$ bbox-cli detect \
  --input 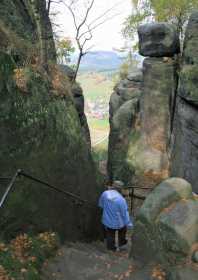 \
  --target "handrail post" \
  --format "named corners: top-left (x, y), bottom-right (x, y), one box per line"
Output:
top-left (130, 187), bottom-right (134, 215)
top-left (0, 169), bottom-right (20, 208)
